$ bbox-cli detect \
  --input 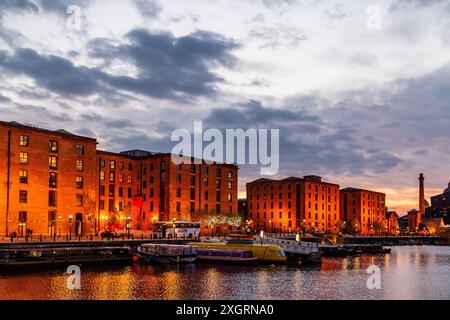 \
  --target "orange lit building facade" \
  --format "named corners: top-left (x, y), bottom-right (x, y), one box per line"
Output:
top-left (340, 187), bottom-right (386, 235)
top-left (0, 121), bottom-right (238, 236)
top-left (246, 176), bottom-right (340, 233)
top-left (0, 121), bottom-right (98, 237)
